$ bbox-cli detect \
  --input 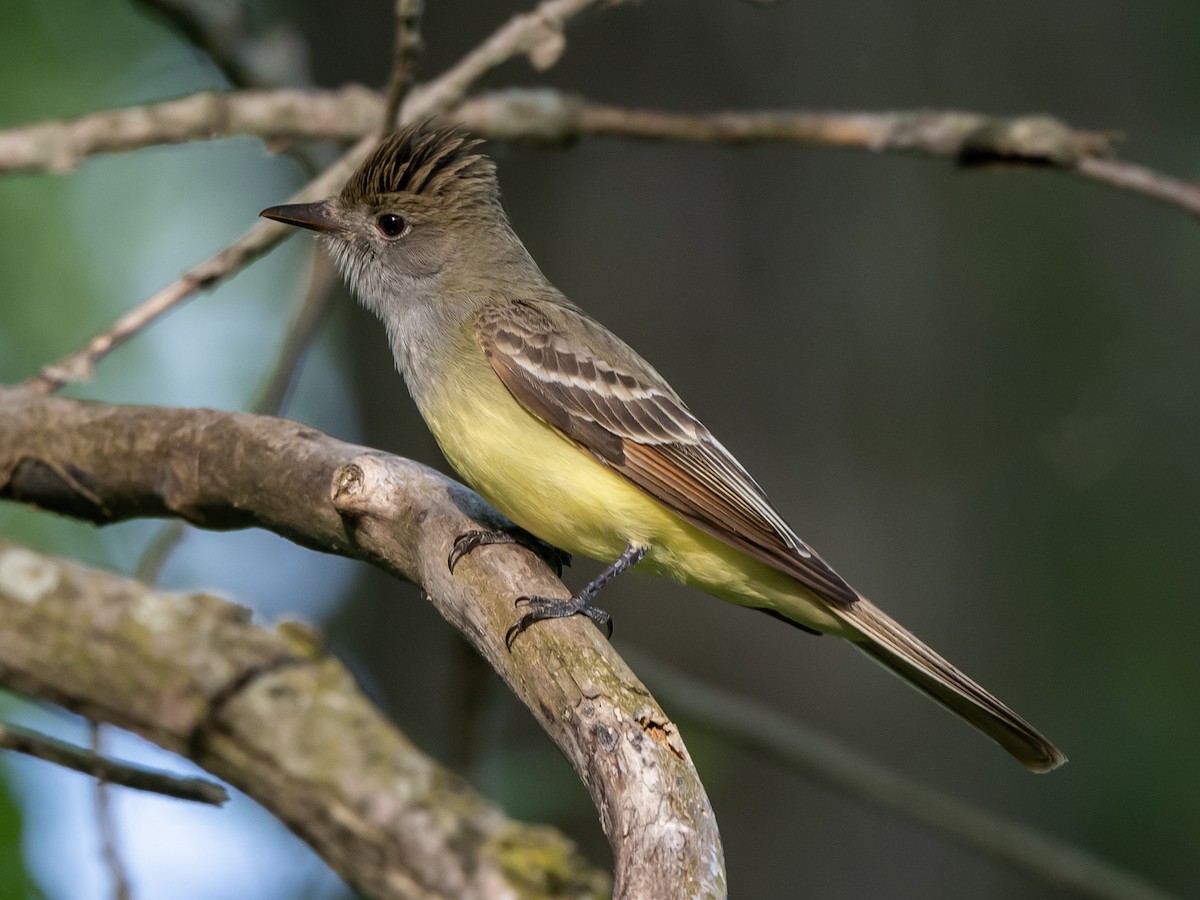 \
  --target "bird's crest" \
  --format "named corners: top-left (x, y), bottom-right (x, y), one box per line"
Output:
top-left (340, 123), bottom-right (497, 207)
